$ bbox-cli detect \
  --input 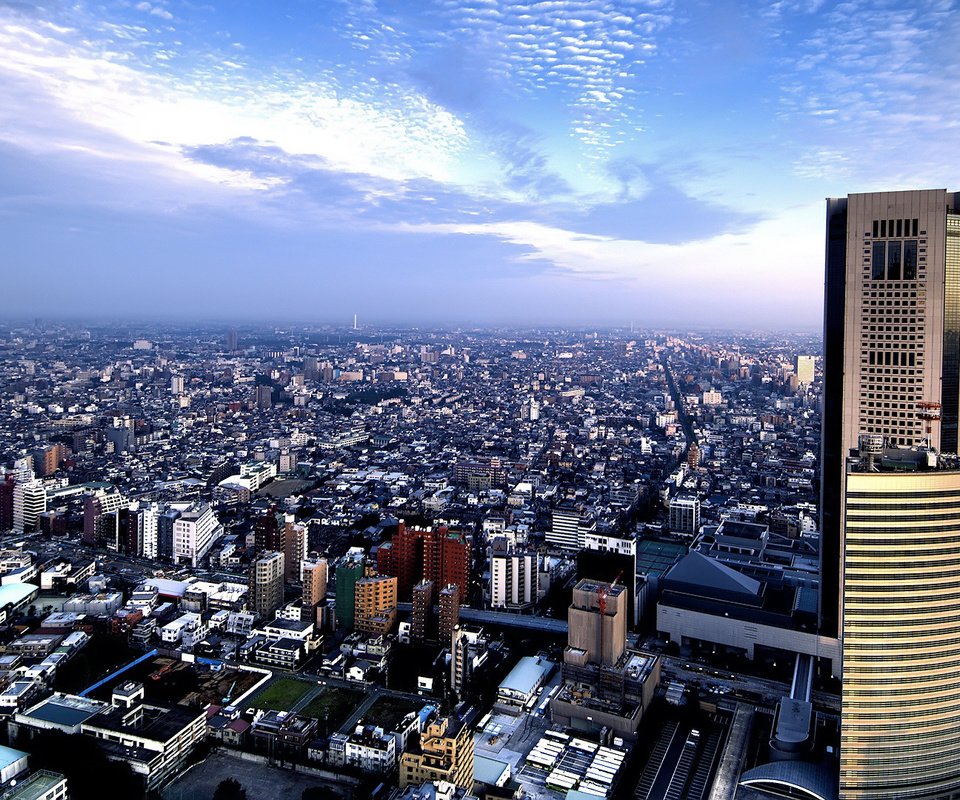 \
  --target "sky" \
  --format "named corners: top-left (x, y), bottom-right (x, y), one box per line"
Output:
top-left (1, 0), bottom-right (959, 328)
